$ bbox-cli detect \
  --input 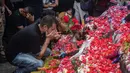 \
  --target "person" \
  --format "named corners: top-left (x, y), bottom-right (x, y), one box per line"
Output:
top-left (3, 6), bottom-right (34, 52)
top-left (43, 0), bottom-right (59, 11)
top-left (5, 15), bottom-right (61, 73)
top-left (0, 5), bottom-right (6, 62)
top-left (35, 9), bottom-right (56, 25)
top-left (73, 0), bottom-right (88, 24)
top-left (23, 0), bottom-right (43, 20)
top-left (57, 8), bottom-right (75, 33)
top-left (0, 0), bottom-right (12, 63)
